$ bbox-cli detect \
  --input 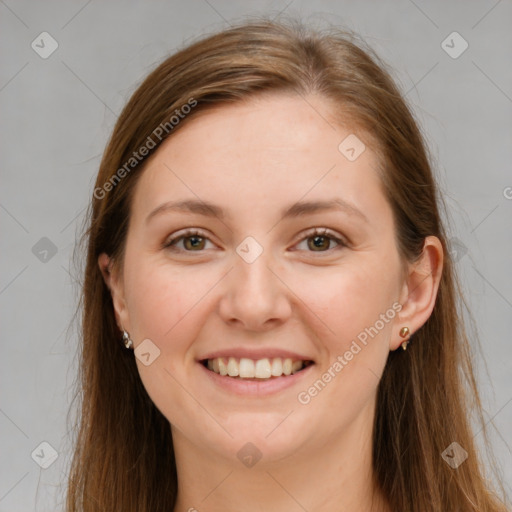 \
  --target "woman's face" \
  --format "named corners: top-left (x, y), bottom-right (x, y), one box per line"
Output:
top-left (104, 93), bottom-right (408, 464)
